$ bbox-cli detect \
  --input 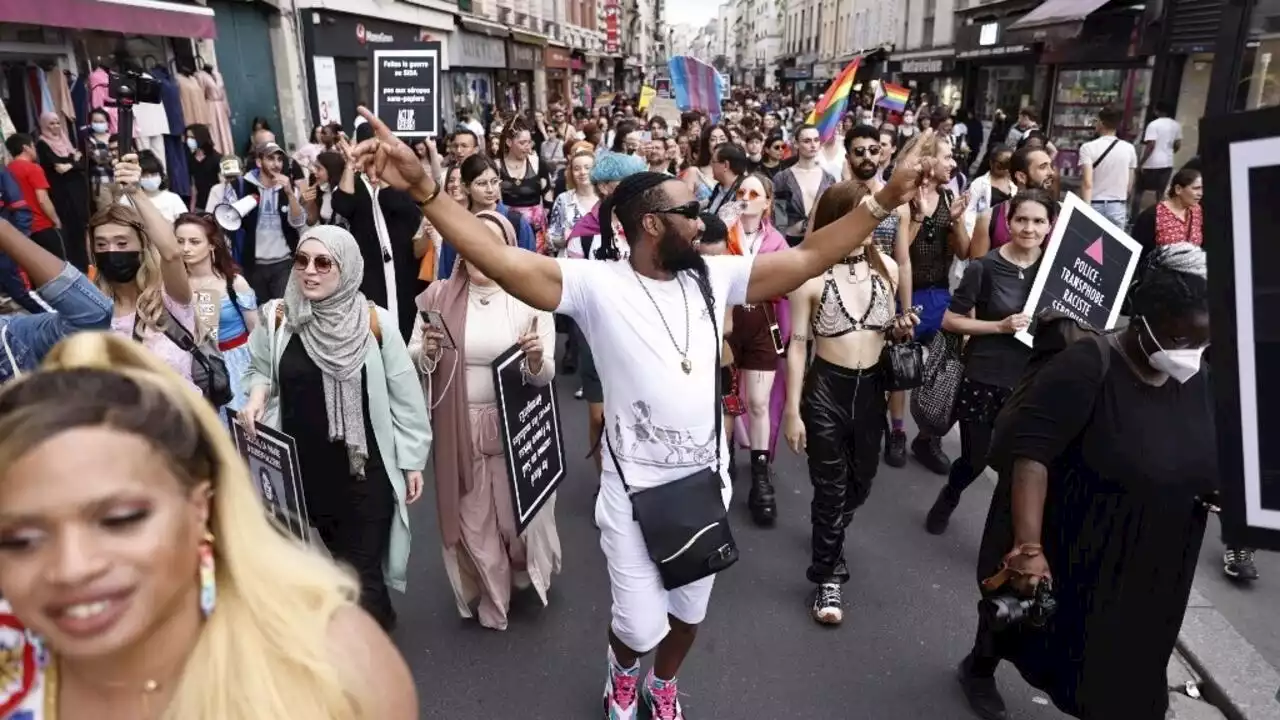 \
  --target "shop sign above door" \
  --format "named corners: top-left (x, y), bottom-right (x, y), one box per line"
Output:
top-left (507, 41), bottom-right (541, 70)
top-left (449, 30), bottom-right (506, 68)
top-left (357, 23), bottom-right (394, 44)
